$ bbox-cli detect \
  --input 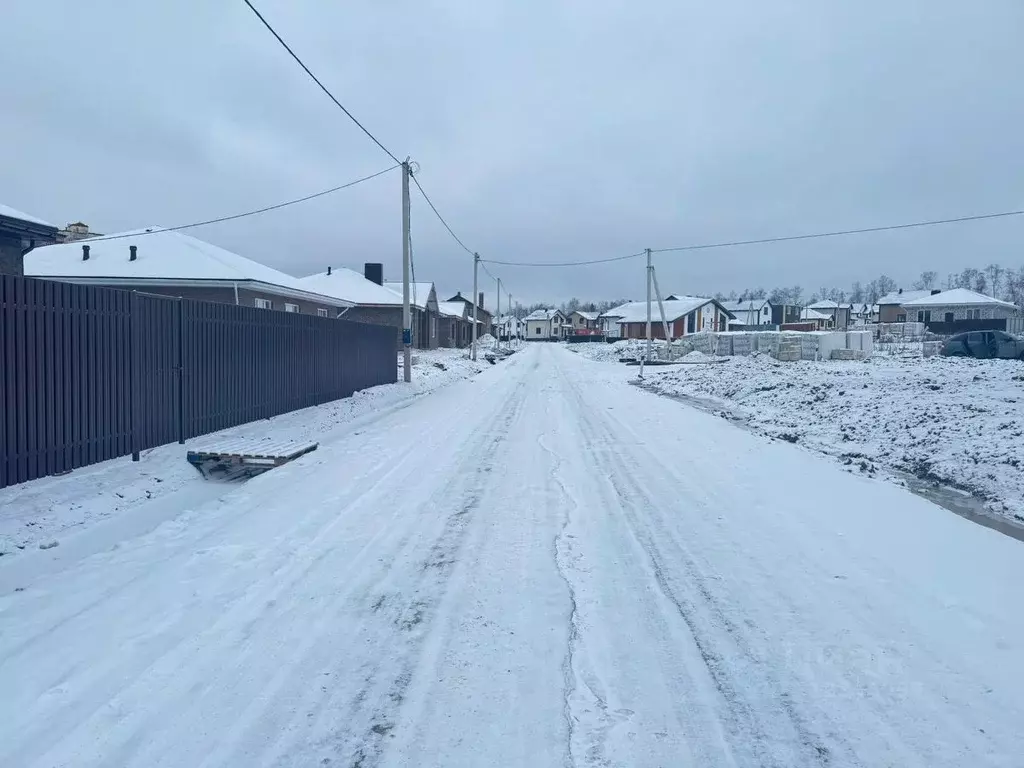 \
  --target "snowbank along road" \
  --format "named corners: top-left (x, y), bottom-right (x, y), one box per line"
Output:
top-left (2, 344), bottom-right (1023, 767)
